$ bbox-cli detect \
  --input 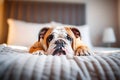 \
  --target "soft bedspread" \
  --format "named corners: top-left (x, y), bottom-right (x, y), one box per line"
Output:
top-left (0, 44), bottom-right (120, 80)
